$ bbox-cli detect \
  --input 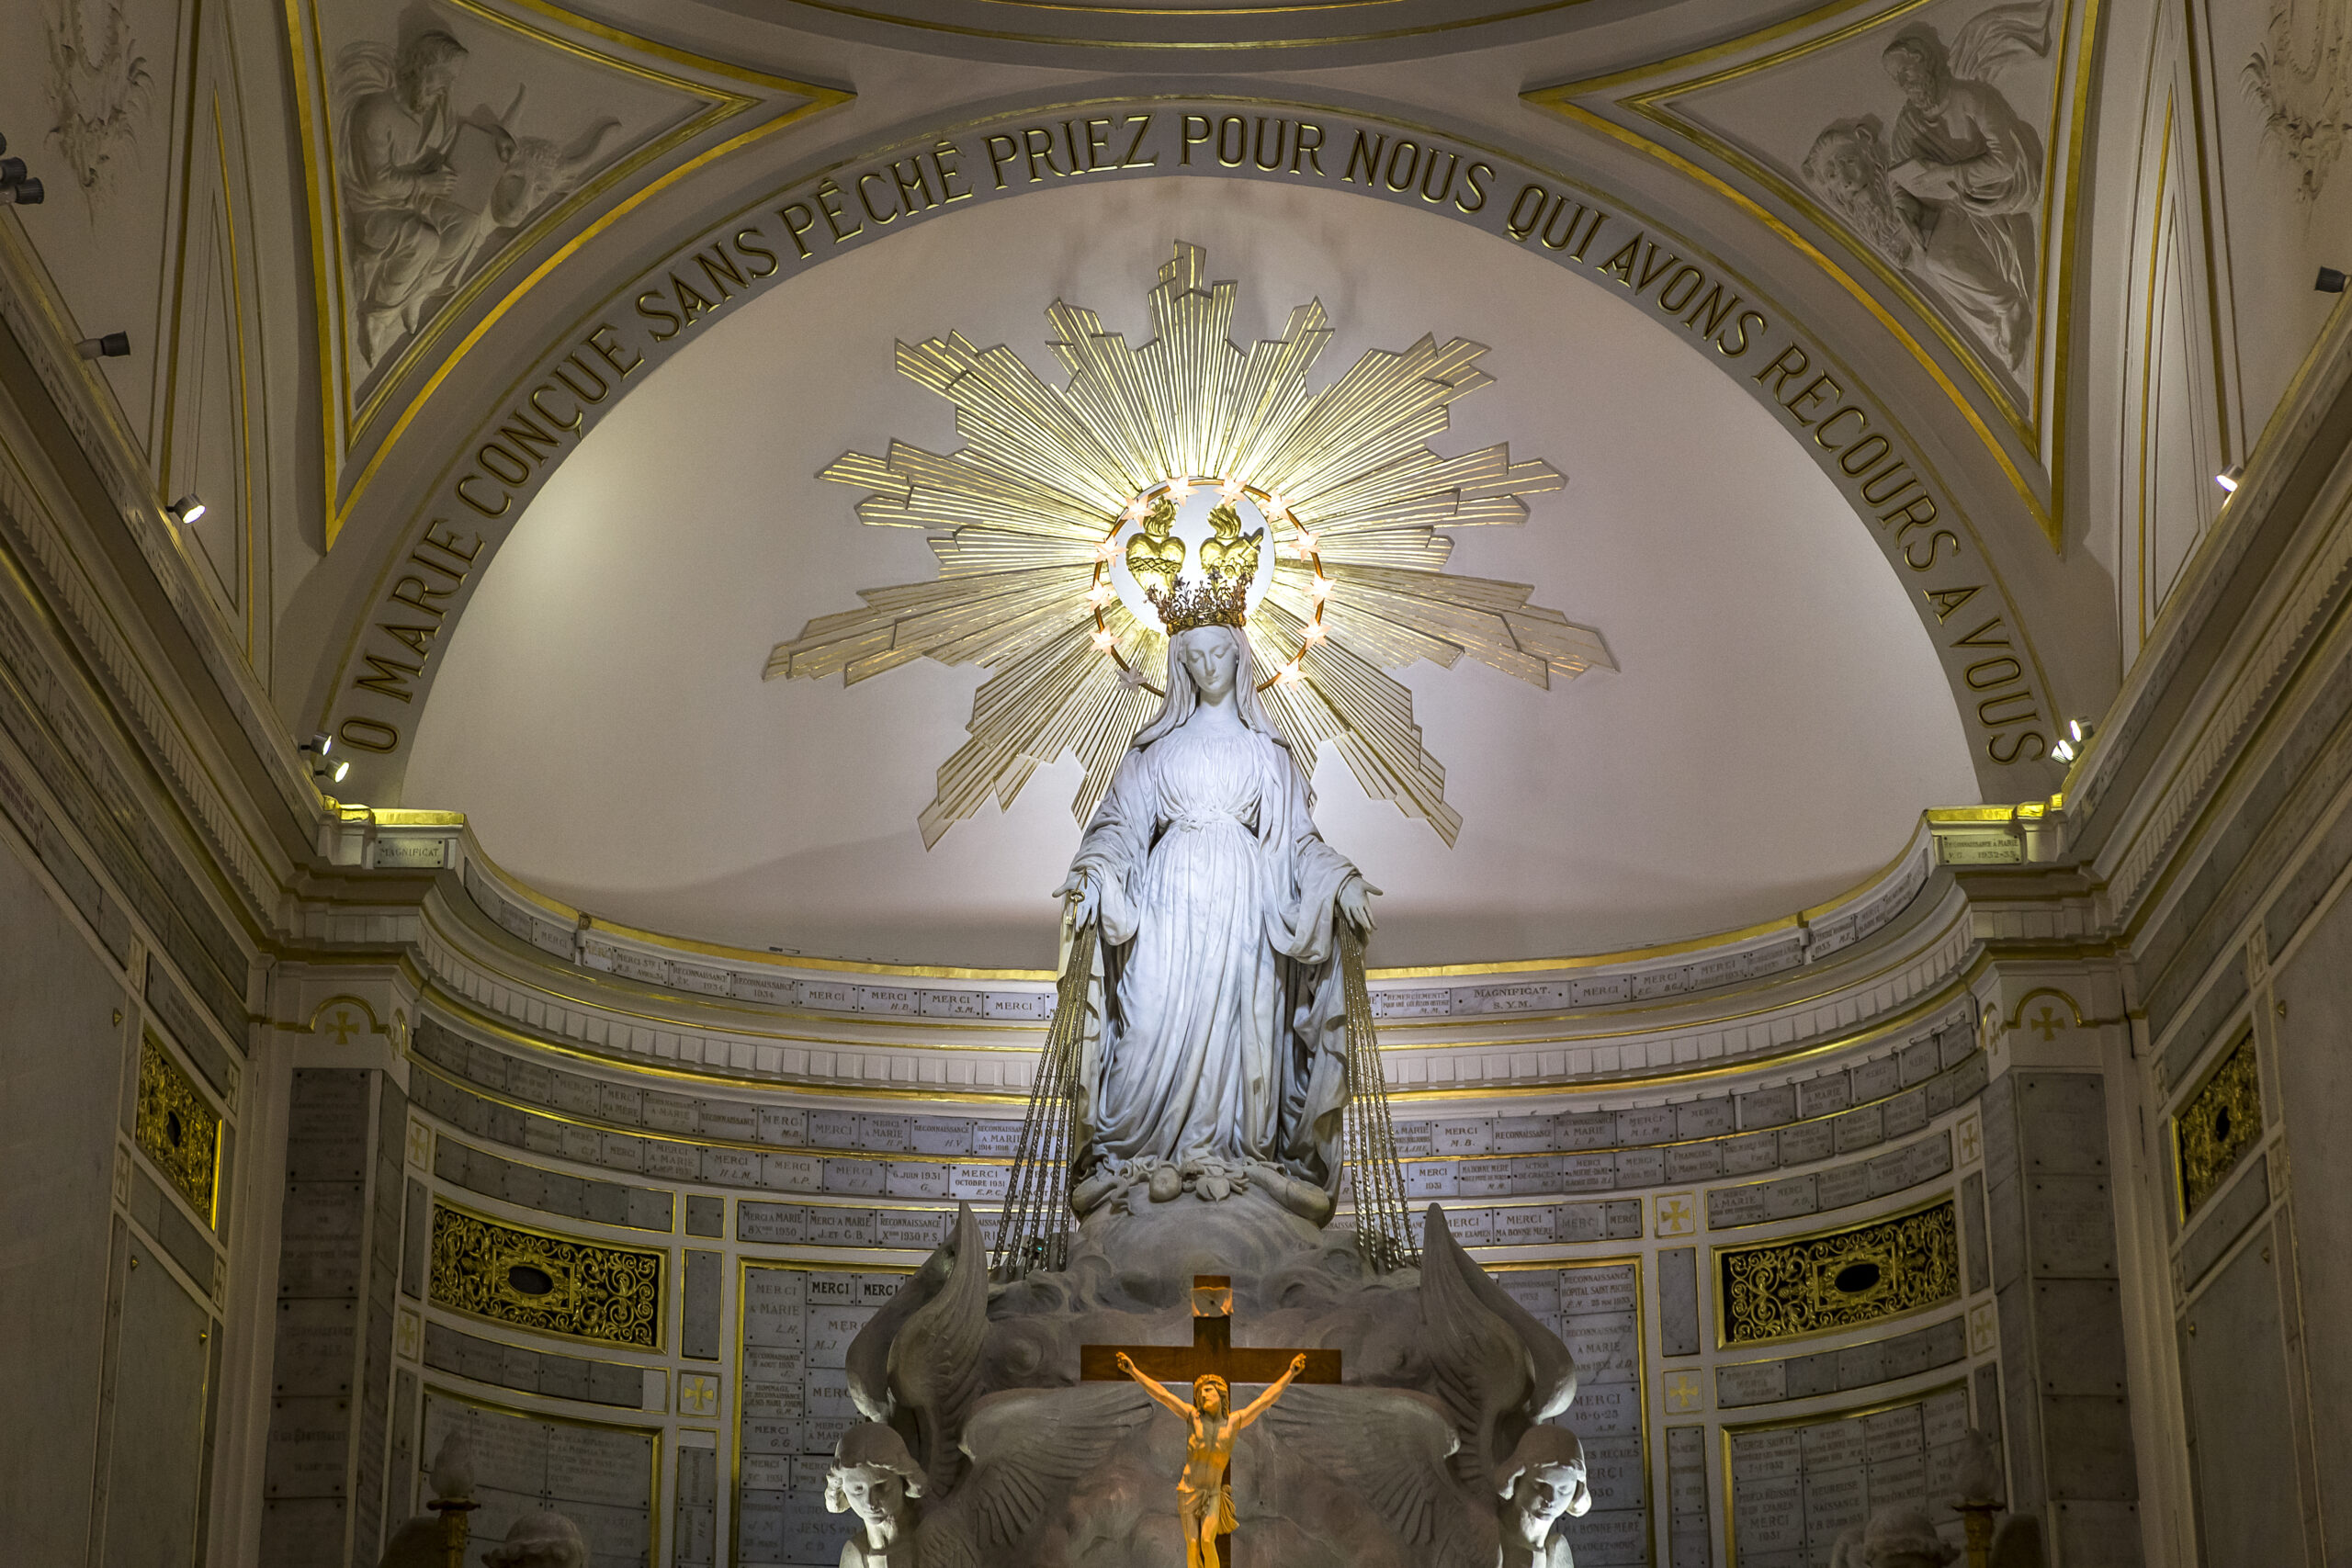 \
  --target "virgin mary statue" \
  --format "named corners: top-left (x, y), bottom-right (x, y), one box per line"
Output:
top-left (1053, 621), bottom-right (1377, 1224)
